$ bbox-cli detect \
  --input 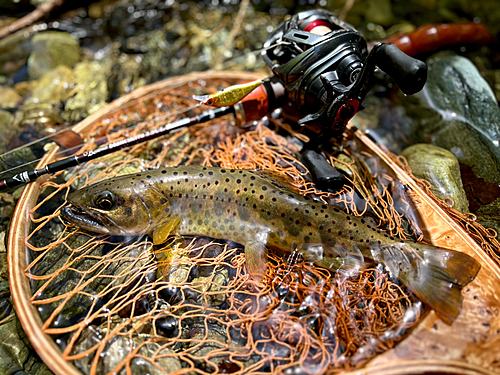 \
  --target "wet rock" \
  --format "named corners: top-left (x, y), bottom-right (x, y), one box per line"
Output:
top-left (0, 297), bottom-right (12, 321)
top-left (0, 109), bottom-right (15, 153)
top-left (0, 27), bottom-right (33, 65)
top-left (0, 255), bottom-right (7, 282)
top-left (155, 316), bottom-right (179, 338)
top-left (474, 198), bottom-right (500, 240)
top-left (0, 190), bottom-right (21, 232)
top-left (131, 342), bottom-right (182, 374)
top-left (24, 361), bottom-right (54, 375)
top-left (73, 319), bottom-right (181, 374)
top-left (0, 86), bottom-right (22, 108)
top-left (28, 65), bottom-right (75, 104)
top-left (397, 55), bottom-right (500, 184)
top-left (191, 267), bottom-right (229, 307)
top-left (0, 317), bottom-right (30, 374)
top-left (402, 144), bottom-right (469, 213)
top-left (28, 32), bottom-right (81, 80)
top-left (184, 319), bottom-right (228, 363)
top-left (63, 60), bottom-right (110, 122)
